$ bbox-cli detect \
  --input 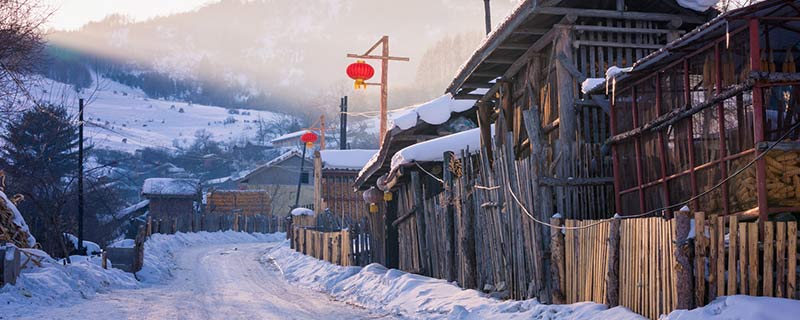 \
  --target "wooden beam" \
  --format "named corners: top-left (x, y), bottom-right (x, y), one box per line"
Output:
top-left (514, 27), bottom-right (549, 35)
top-left (556, 52), bottom-right (586, 82)
top-left (536, 6), bottom-right (707, 24)
top-left (462, 81), bottom-right (495, 89)
top-left (472, 71), bottom-right (501, 77)
top-left (573, 24), bottom-right (679, 35)
top-left (573, 40), bottom-right (664, 50)
top-left (498, 43), bottom-right (530, 50)
top-left (484, 58), bottom-right (517, 64)
top-left (346, 53), bottom-right (410, 61)
top-left (453, 93), bottom-right (485, 100)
